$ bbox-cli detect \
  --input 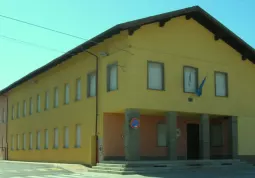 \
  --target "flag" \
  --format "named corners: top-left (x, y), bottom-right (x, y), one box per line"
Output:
top-left (196, 76), bottom-right (207, 97)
